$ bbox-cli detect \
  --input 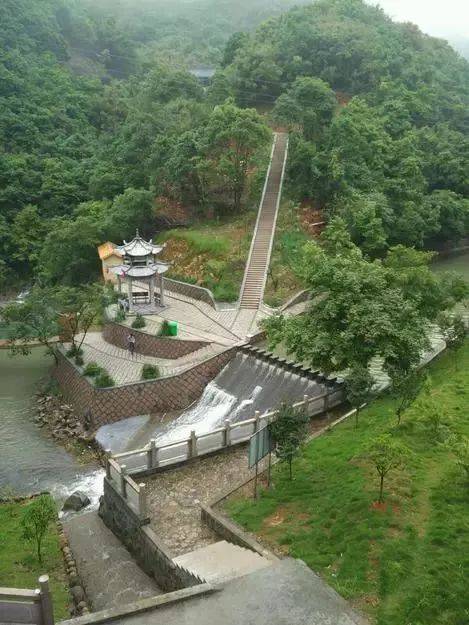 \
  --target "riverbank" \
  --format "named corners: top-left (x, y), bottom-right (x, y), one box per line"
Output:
top-left (0, 349), bottom-right (104, 505)
top-left (223, 340), bottom-right (469, 625)
top-left (35, 391), bottom-right (103, 466)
